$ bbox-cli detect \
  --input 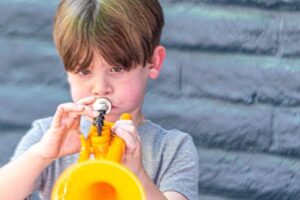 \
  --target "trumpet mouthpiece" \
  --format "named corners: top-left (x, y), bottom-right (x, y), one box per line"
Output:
top-left (93, 98), bottom-right (112, 114)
